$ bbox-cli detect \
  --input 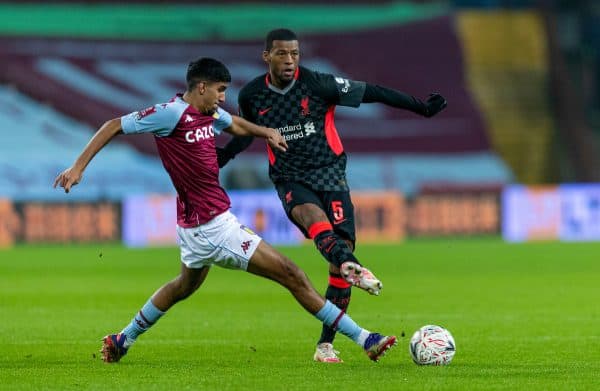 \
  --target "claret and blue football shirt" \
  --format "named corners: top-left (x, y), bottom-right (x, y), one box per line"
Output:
top-left (121, 94), bottom-right (232, 227)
